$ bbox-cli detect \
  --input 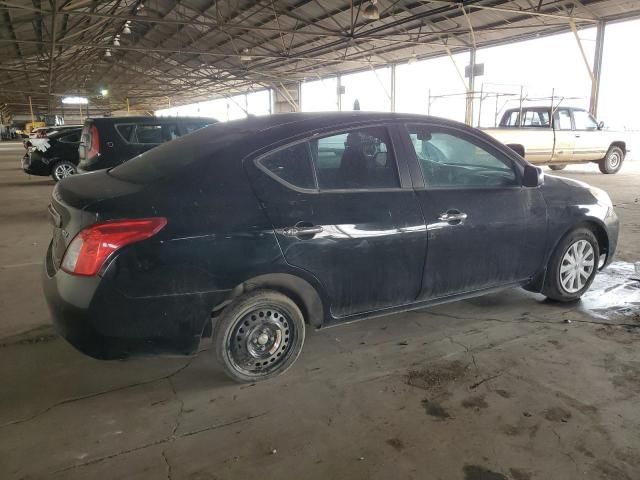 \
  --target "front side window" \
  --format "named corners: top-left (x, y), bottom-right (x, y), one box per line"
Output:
top-left (259, 143), bottom-right (315, 190)
top-left (134, 124), bottom-right (179, 144)
top-left (408, 125), bottom-right (517, 188)
top-left (310, 126), bottom-right (399, 190)
top-left (573, 110), bottom-right (598, 130)
top-left (555, 109), bottom-right (573, 130)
